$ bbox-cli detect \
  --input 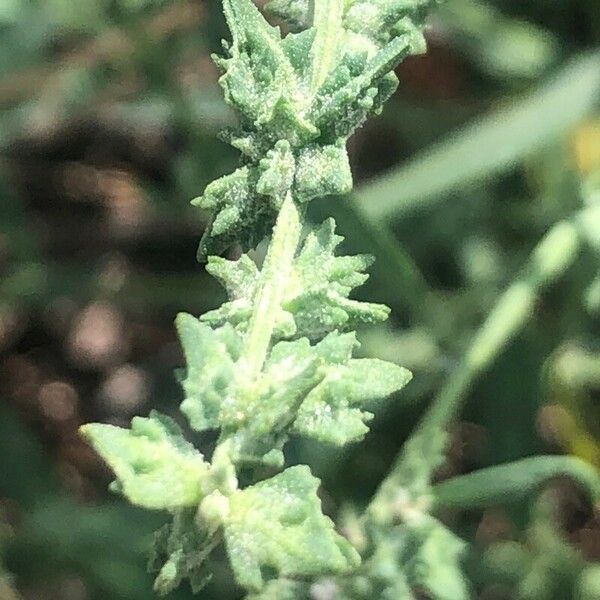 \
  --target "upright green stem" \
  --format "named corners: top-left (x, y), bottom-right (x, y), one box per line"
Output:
top-left (423, 213), bottom-right (587, 429)
top-left (367, 207), bottom-right (595, 521)
top-left (239, 192), bottom-right (302, 379)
